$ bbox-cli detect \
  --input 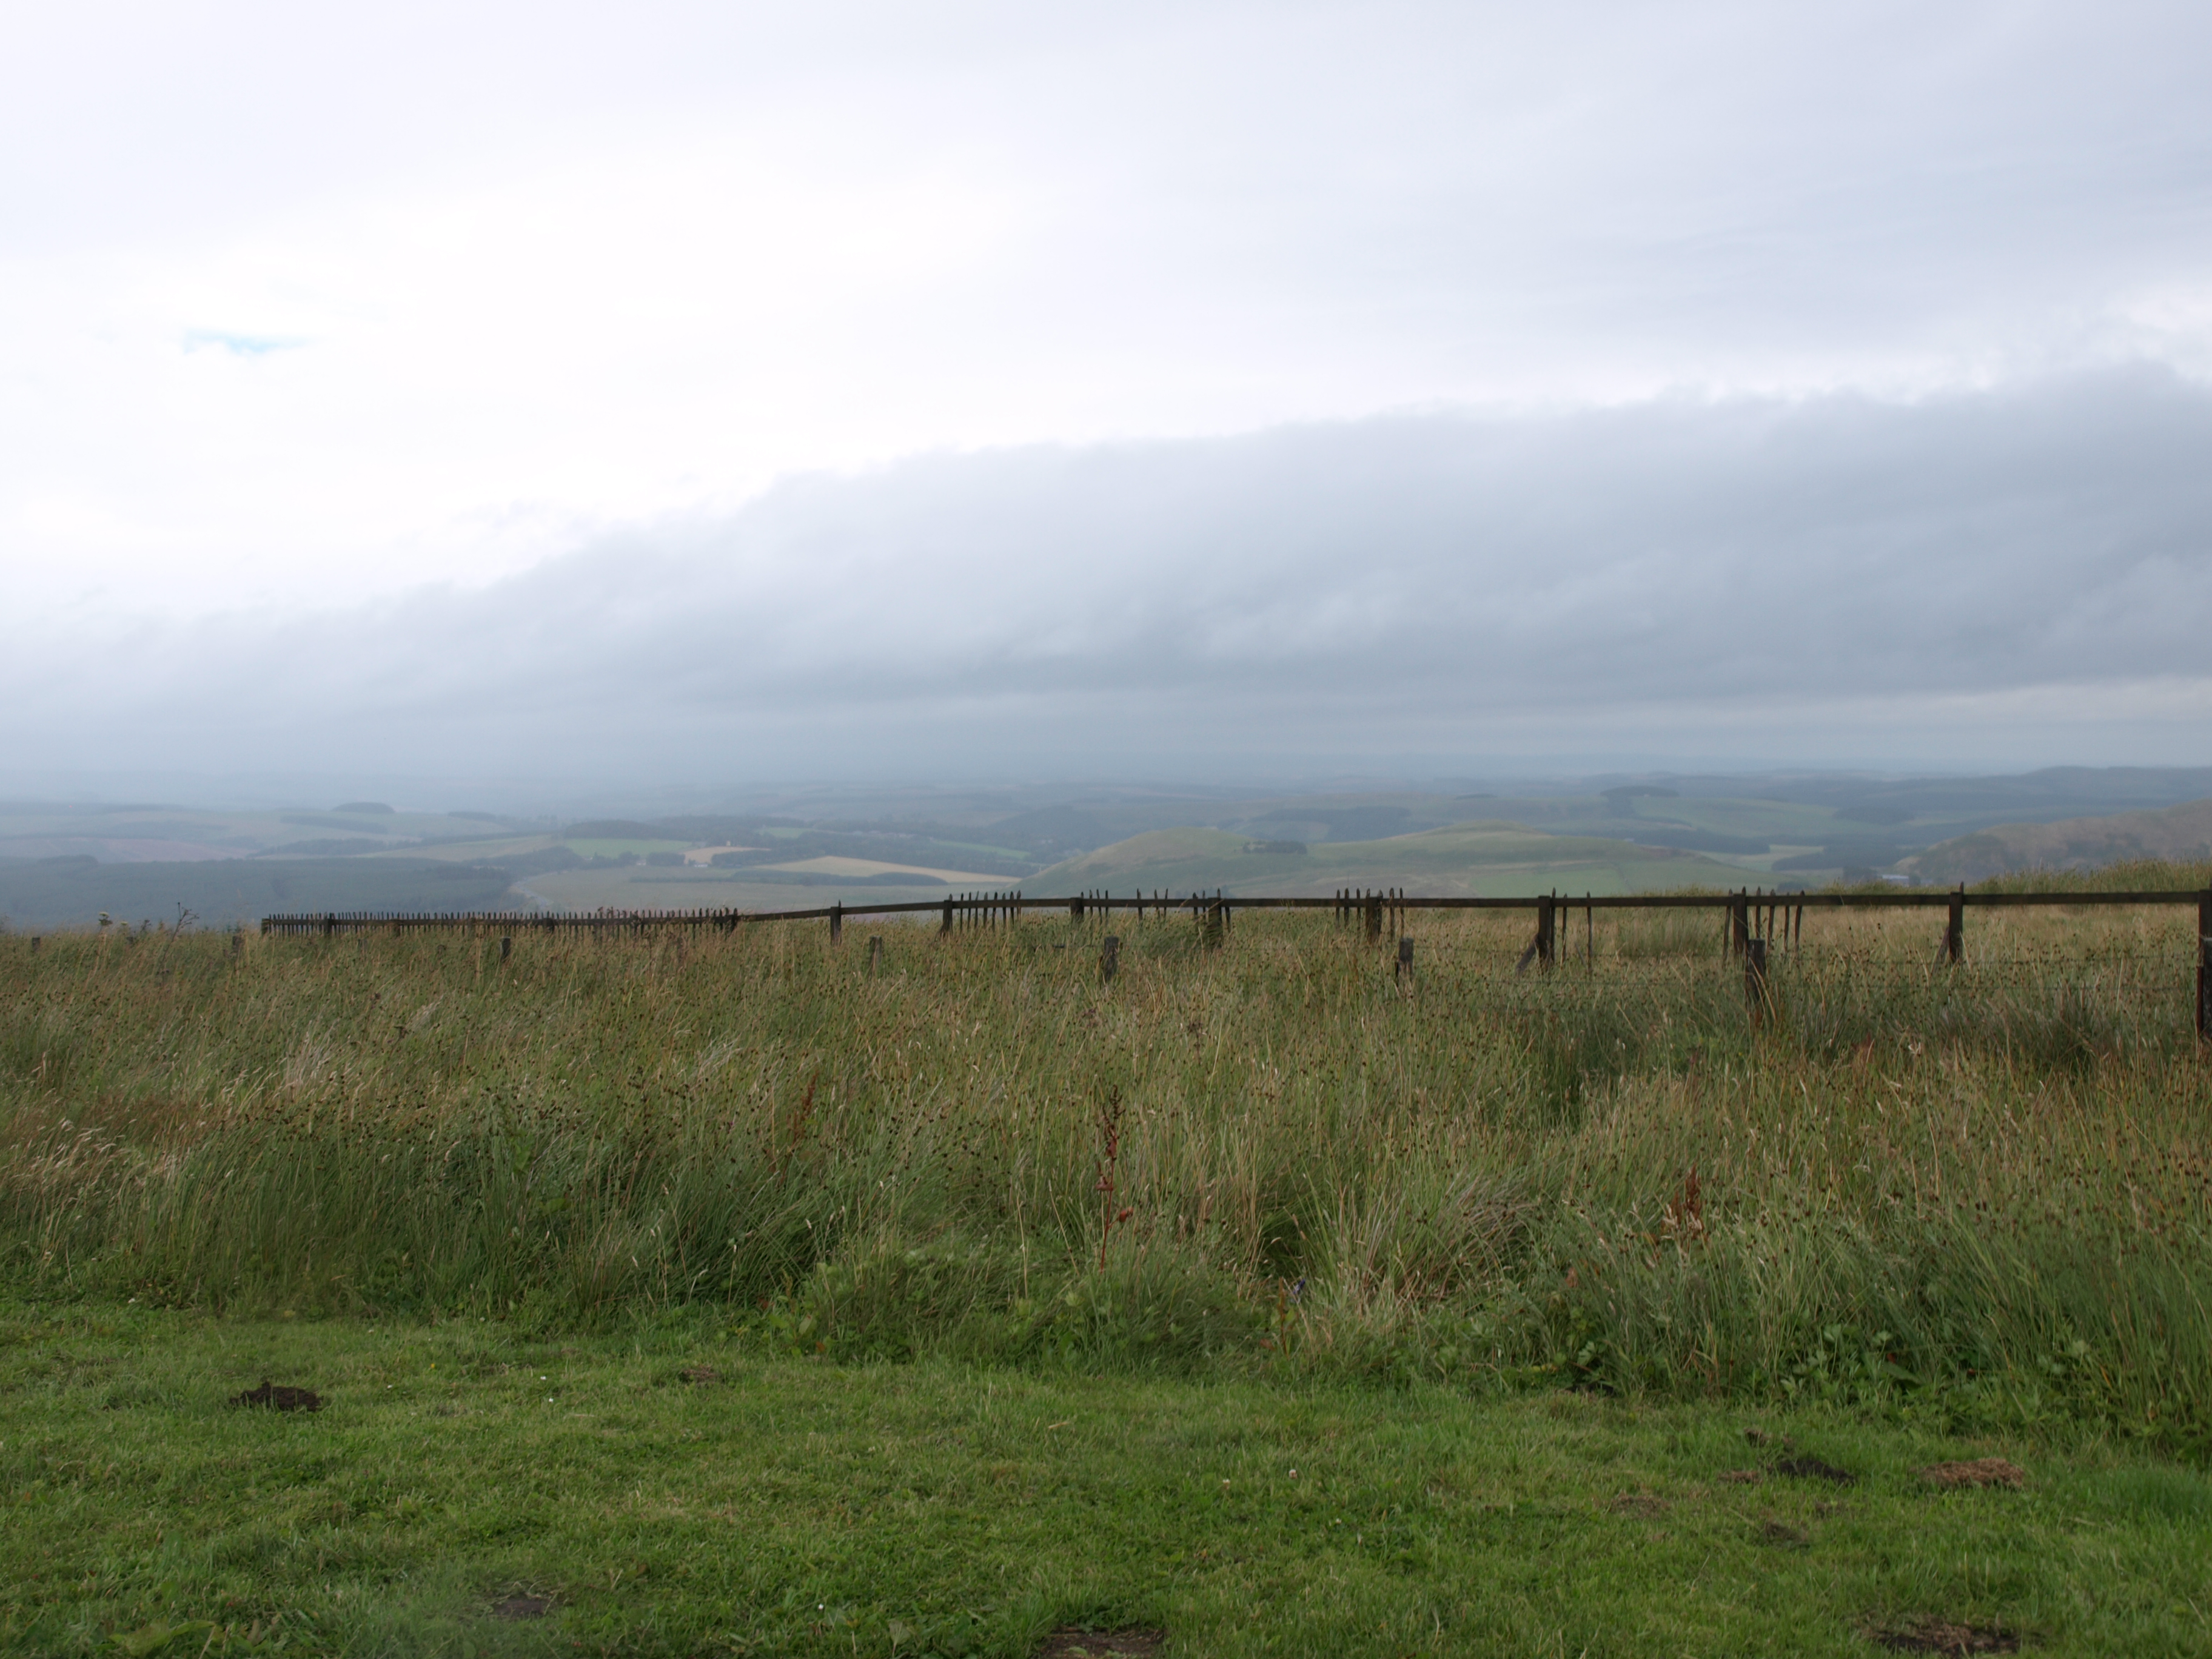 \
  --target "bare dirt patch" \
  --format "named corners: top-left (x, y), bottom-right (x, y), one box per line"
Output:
top-left (491, 1594), bottom-right (551, 1621)
top-left (1609, 1493), bottom-right (1671, 1517)
top-left (1917, 1458), bottom-right (2026, 1490)
top-left (1760, 1518), bottom-right (1809, 1547)
top-left (1868, 1614), bottom-right (2020, 1652)
top-left (1036, 1629), bottom-right (1166, 1657)
top-left (678, 1364), bottom-right (722, 1386)
top-left (1772, 1455), bottom-right (1855, 1486)
top-left (230, 1380), bottom-right (321, 1412)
